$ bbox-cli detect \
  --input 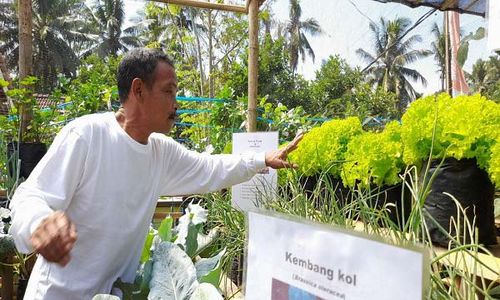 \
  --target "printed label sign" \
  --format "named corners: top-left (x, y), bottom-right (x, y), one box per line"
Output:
top-left (231, 132), bottom-right (278, 211)
top-left (245, 211), bottom-right (427, 300)
top-left (488, 0), bottom-right (500, 52)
